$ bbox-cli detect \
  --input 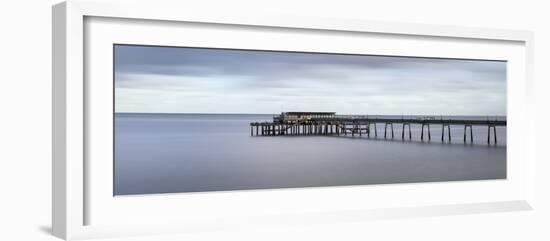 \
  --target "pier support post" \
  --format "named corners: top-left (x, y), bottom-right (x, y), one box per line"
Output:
top-left (471, 125), bottom-right (474, 142)
top-left (317, 123), bottom-right (321, 135)
top-left (402, 123), bottom-right (411, 140)
top-left (487, 125), bottom-right (497, 144)
top-left (494, 126), bottom-right (497, 144)
top-left (251, 126), bottom-right (253, 136)
top-left (464, 125), bottom-right (473, 143)
top-left (288, 125), bottom-right (291, 135)
top-left (314, 123), bottom-right (317, 135)
top-left (343, 124), bottom-right (347, 136)
top-left (487, 126), bottom-right (492, 144)
top-left (367, 123), bottom-right (370, 137)
top-left (313, 123), bottom-right (319, 135)
top-left (464, 125), bottom-right (468, 143)
top-left (385, 123), bottom-right (394, 139)
top-left (441, 124), bottom-right (451, 142)
top-left (316, 124), bottom-right (319, 135)
top-left (421, 123), bottom-right (431, 141)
